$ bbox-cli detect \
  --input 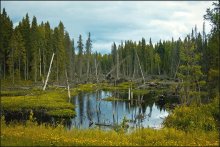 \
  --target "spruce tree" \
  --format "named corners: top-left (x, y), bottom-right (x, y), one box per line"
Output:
top-left (177, 36), bottom-right (205, 105)
top-left (30, 16), bottom-right (40, 82)
top-left (77, 34), bottom-right (84, 79)
top-left (0, 8), bottom-right (13, 79)
top-left (85, 32), bottom-right (92, 81)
